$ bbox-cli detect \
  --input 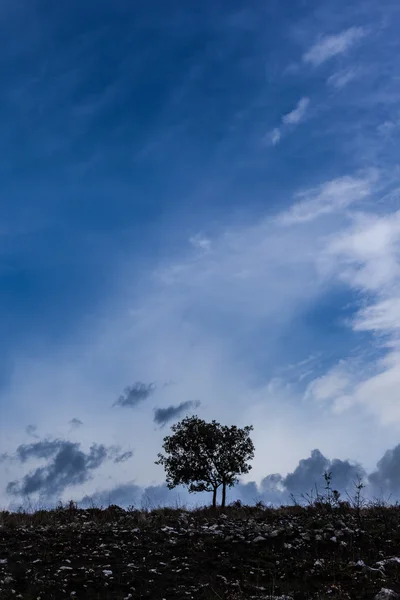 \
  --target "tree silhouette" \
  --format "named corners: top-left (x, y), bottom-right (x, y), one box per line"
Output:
top-left (155, 415), bottom-right (255, 507)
